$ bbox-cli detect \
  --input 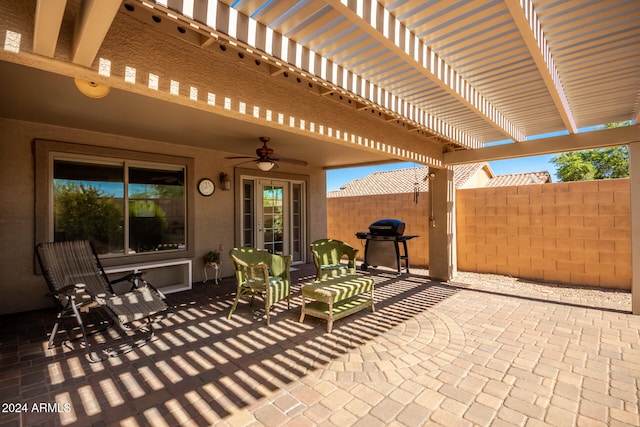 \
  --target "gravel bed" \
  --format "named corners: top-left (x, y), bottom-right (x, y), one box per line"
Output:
top-left (406, 268), bottom-right (632, 312)
top-left (451, 271), bottom-right (631, 311)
